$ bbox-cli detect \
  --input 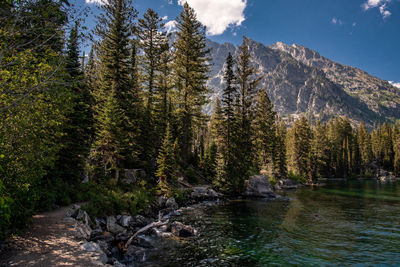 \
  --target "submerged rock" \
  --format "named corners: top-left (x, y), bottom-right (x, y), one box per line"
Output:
top-left (170, 221), bottom-right (197, 237)
top-left (243, 175), bottom-right (276, 198)
top-left (275, 179), bottom-right (298, 190)
top-left (124, 245), bottom-right (147, 263)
